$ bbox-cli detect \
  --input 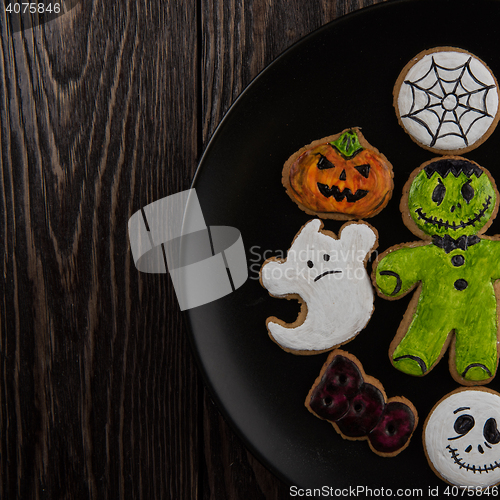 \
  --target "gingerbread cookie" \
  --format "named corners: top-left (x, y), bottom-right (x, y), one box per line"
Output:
top-left (424, 387), bottom-right (500, 488)
top-left (394, 47), bottom-right (500, 155)
top-left (282, 128), bottom-right (394, 220)
top-left (374, 157), bottom-right (500, 385)
top-left (306, 350), bottom-right (418, 457)
top-left (260, 219), bottom-right (377, 354)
